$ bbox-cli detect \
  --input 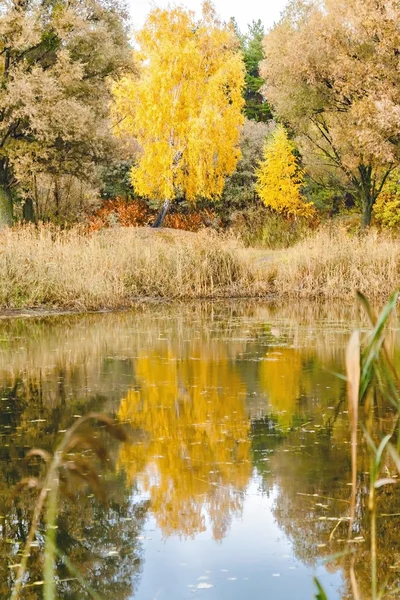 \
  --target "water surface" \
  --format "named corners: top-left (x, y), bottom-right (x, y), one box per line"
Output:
top-left (0, 302), bottom-right (398, 599)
